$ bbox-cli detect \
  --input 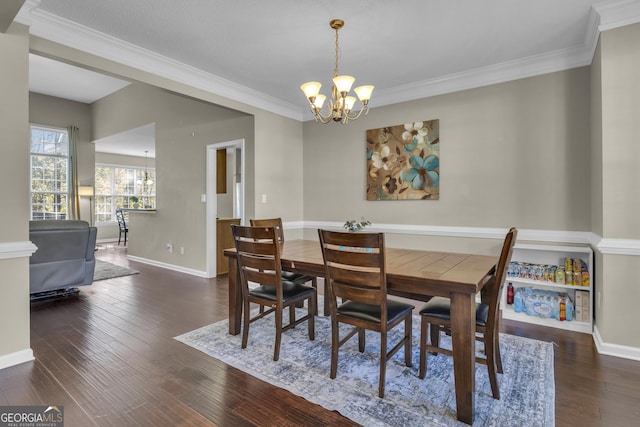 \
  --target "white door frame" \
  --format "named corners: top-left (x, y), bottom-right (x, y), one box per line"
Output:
top-left (206, 139), bottom-right (245, 277)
